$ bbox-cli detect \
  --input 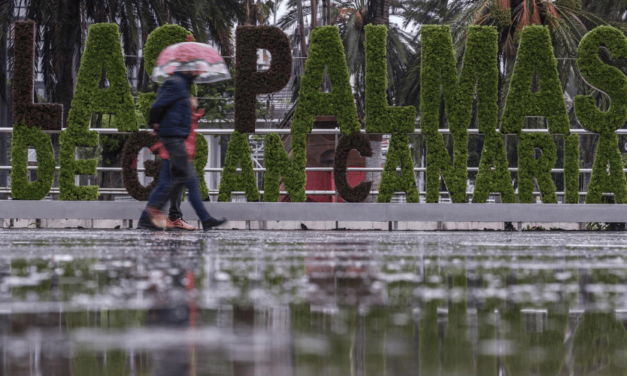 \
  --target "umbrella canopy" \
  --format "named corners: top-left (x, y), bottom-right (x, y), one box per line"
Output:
top-left (152, 36), bottom-right (231, 84)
